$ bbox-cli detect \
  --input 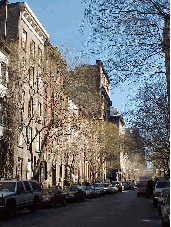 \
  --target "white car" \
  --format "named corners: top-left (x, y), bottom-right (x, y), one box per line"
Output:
top-left (0, 179), bottom-right (42, 219)
top-left (153, 180), bottom-right (170, 208)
